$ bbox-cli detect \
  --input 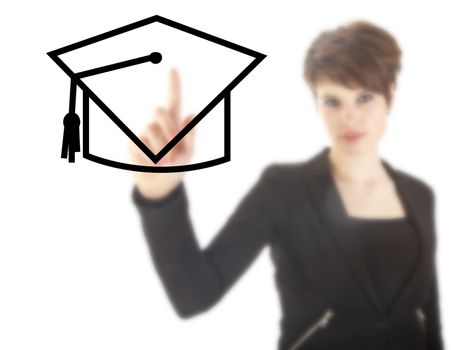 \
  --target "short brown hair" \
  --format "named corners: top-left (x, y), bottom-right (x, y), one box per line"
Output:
top-left (303, 20), bottom-right (402, 106)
